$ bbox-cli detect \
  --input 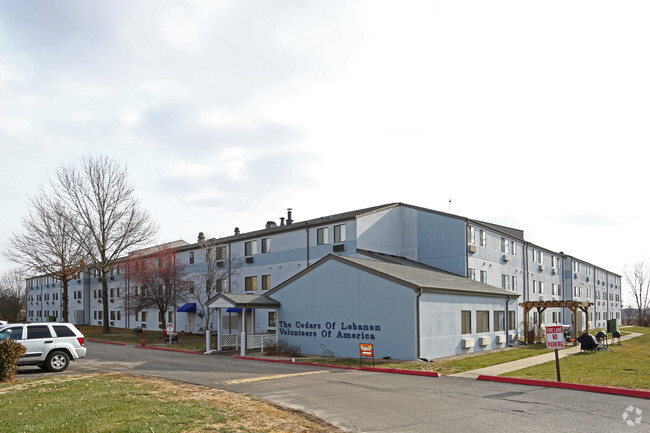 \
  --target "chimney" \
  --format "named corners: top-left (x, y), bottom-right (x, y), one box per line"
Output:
top-left (286, 208), bottom-right (293, 225)
top-left (265, 221), bottom-right (277, 229)
top-left (280, 217), bottom-right (285, 226)
top-left (198, 232), bottom-right (206, 242)
top-left (234, 227), bottom-right (240, 236)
